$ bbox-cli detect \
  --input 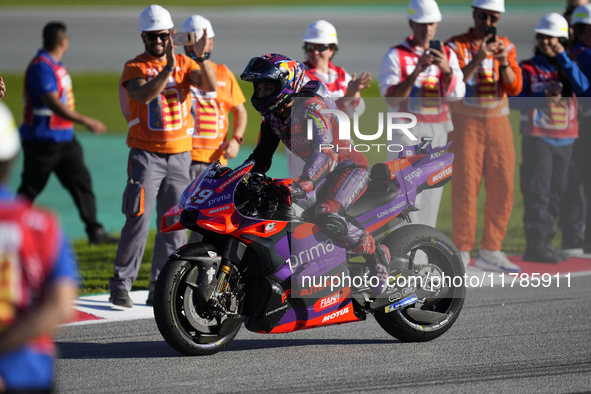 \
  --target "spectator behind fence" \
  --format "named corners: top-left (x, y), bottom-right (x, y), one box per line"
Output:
top-left (445, 0), bottom-right (523, 272)
top-left (567, 4), bottom-right (591, 254)
top-left (18, 22), bottom-right (116, 246)
top-left (0, 77), bottom-right (5, 100)
top-left (0, 100), bottom-right (78, 392)
top-left (110, 5), bottom-right (216, 308)
top-left (181, 14), bottom-right (248, 245)
top-left (378, 0), bottom-right (465, 228)
top-left (512, 13), bottom-right (588, 262)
